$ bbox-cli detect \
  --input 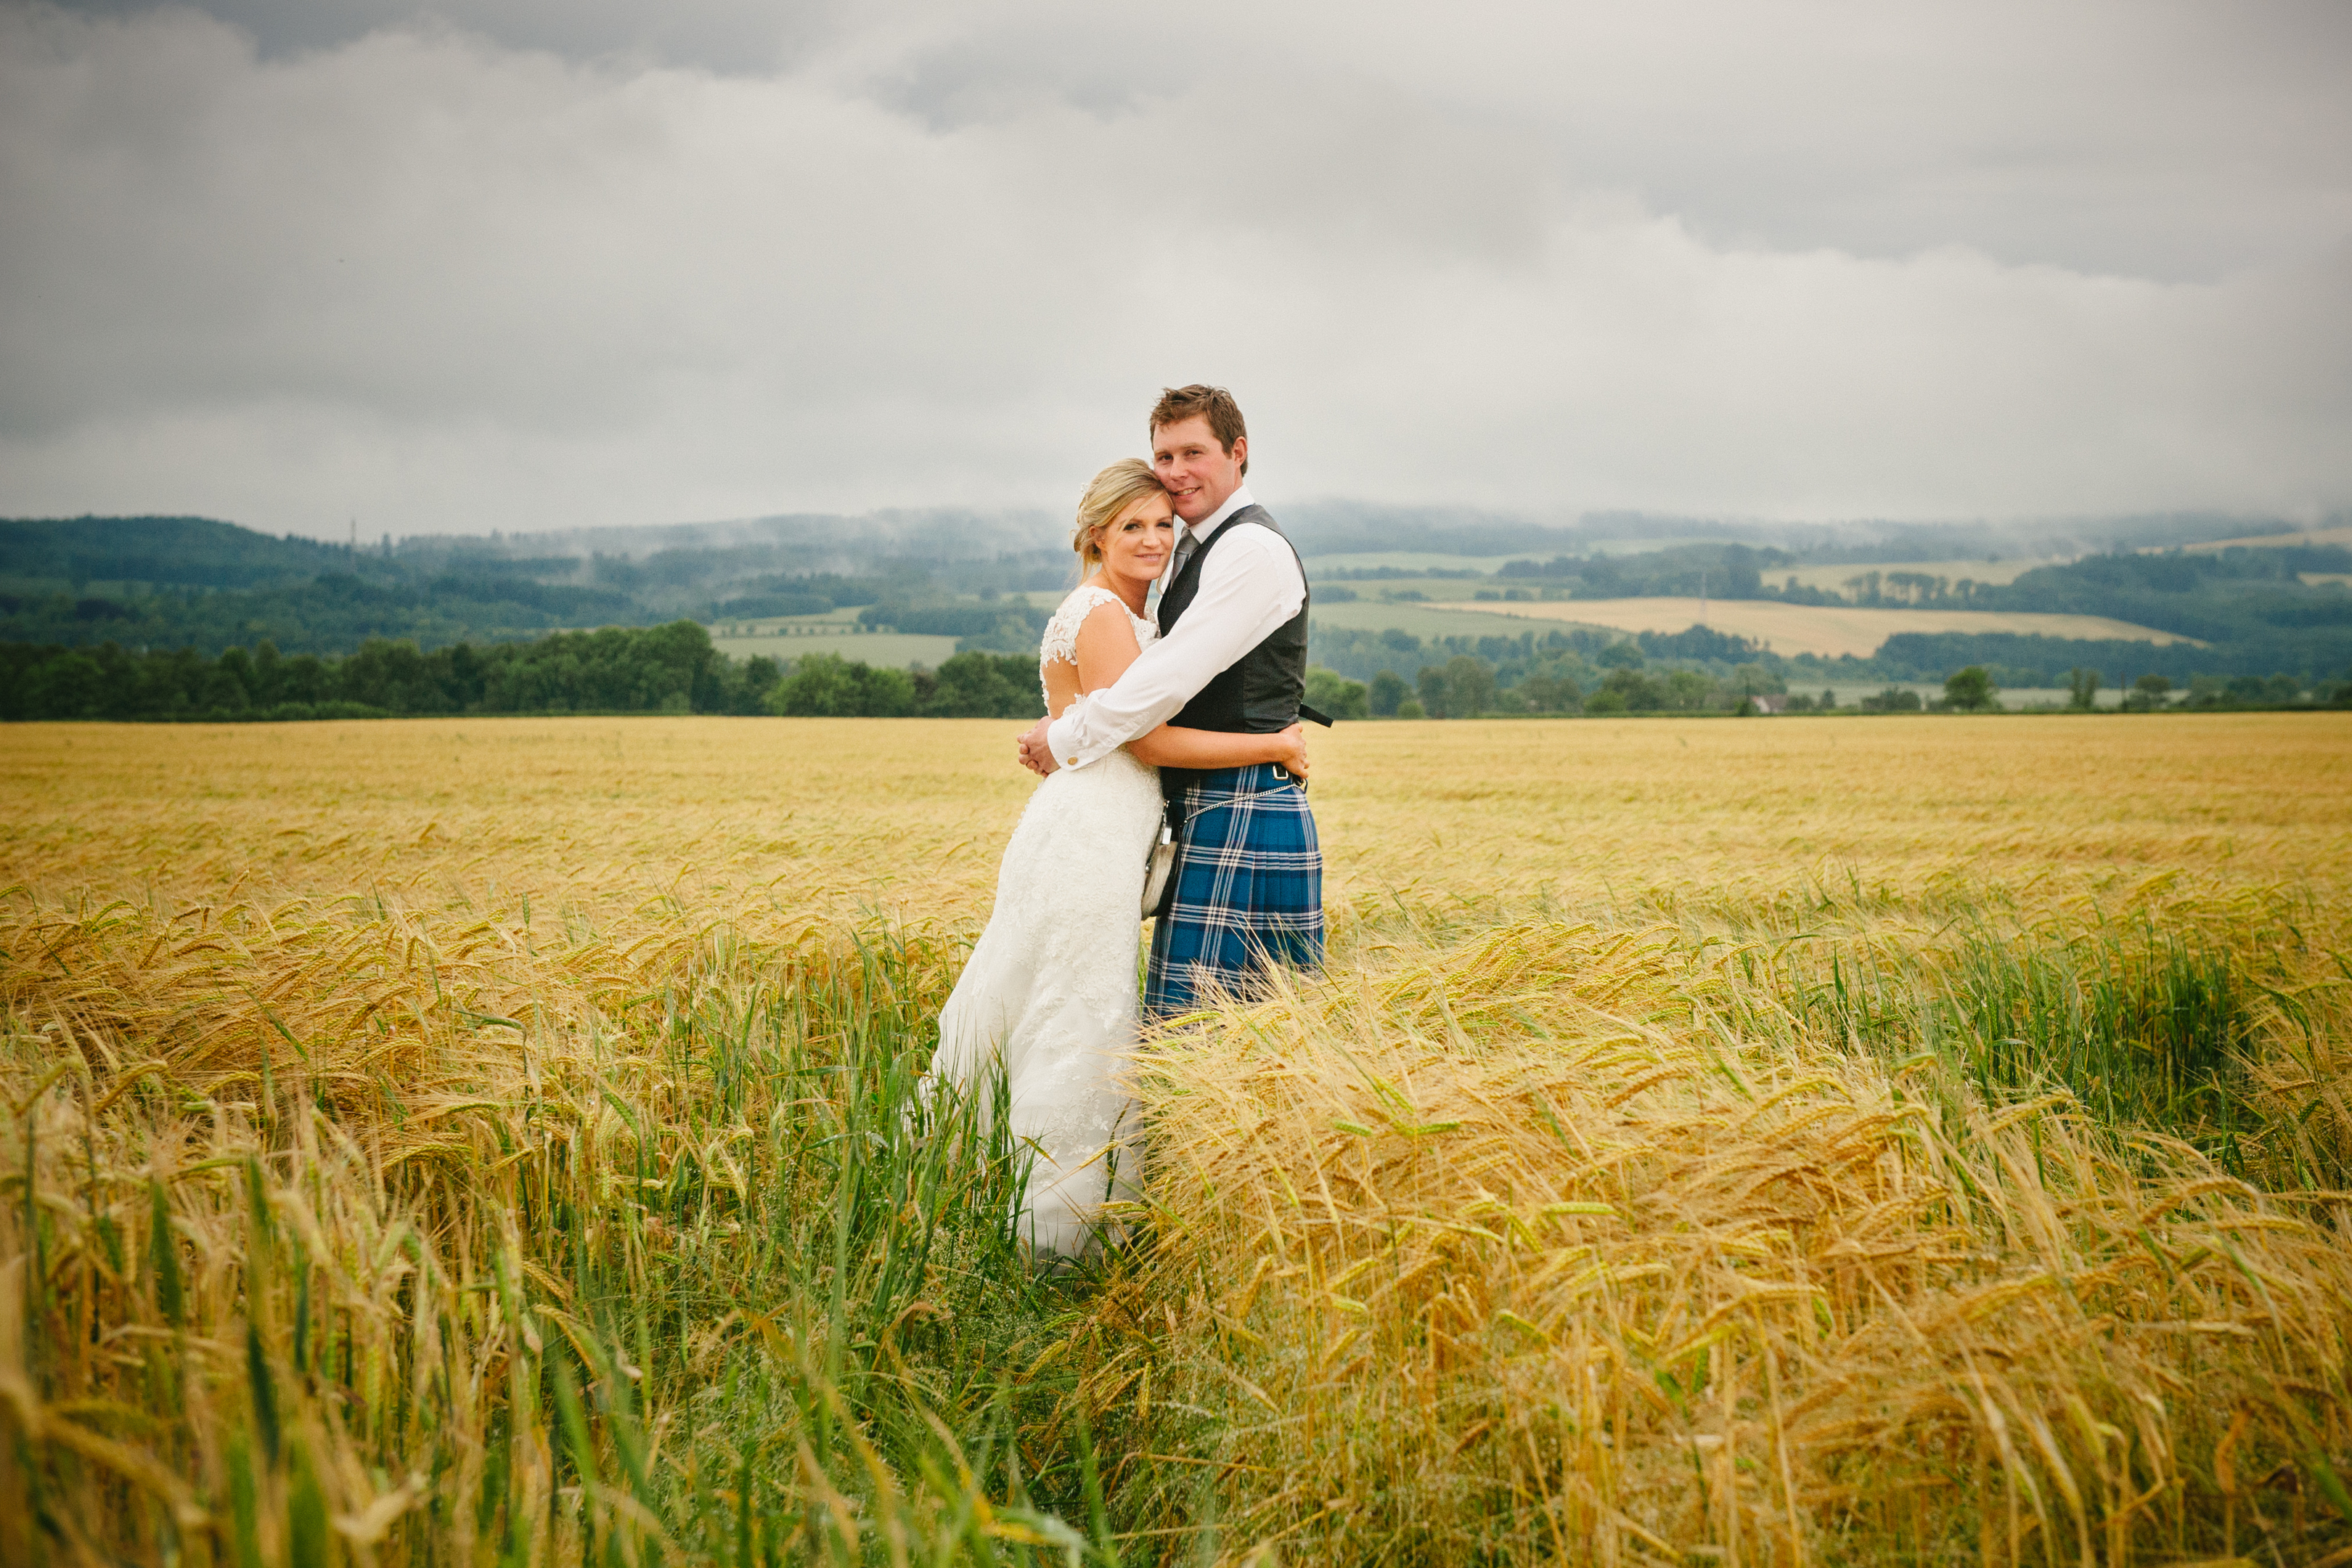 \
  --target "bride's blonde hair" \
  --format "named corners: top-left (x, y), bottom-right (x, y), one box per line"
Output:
top-left (1072, 459), bottom-right (1167, 572)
